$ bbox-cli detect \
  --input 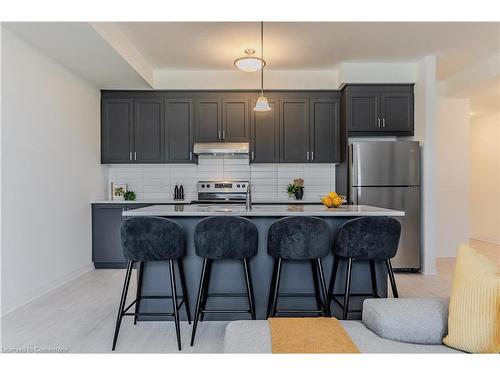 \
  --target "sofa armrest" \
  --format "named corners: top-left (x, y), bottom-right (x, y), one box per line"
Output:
top-left (362, 298), bottom-right (449, 345)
